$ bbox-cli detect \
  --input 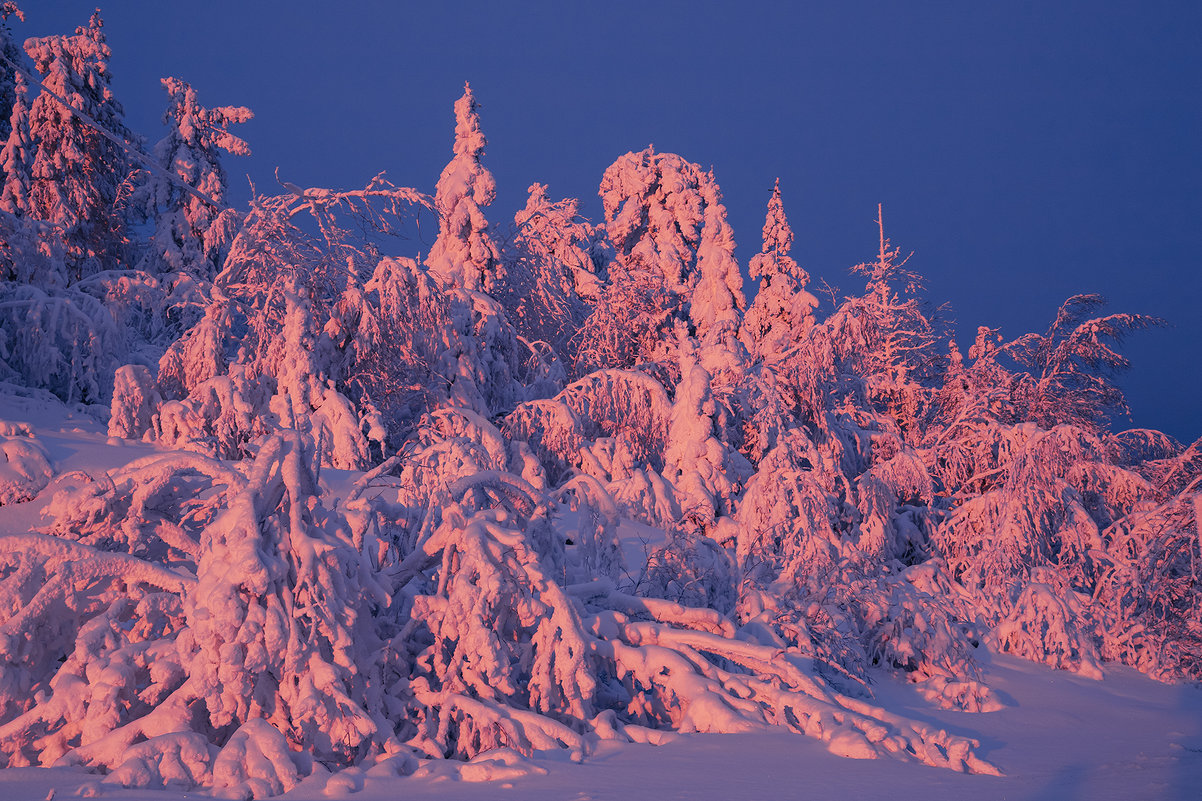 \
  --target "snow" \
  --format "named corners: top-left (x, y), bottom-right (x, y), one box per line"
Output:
top-left (0, 420), bottom-right (51, 504)
top-left (0, 652), bottom-right (1198, 800)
